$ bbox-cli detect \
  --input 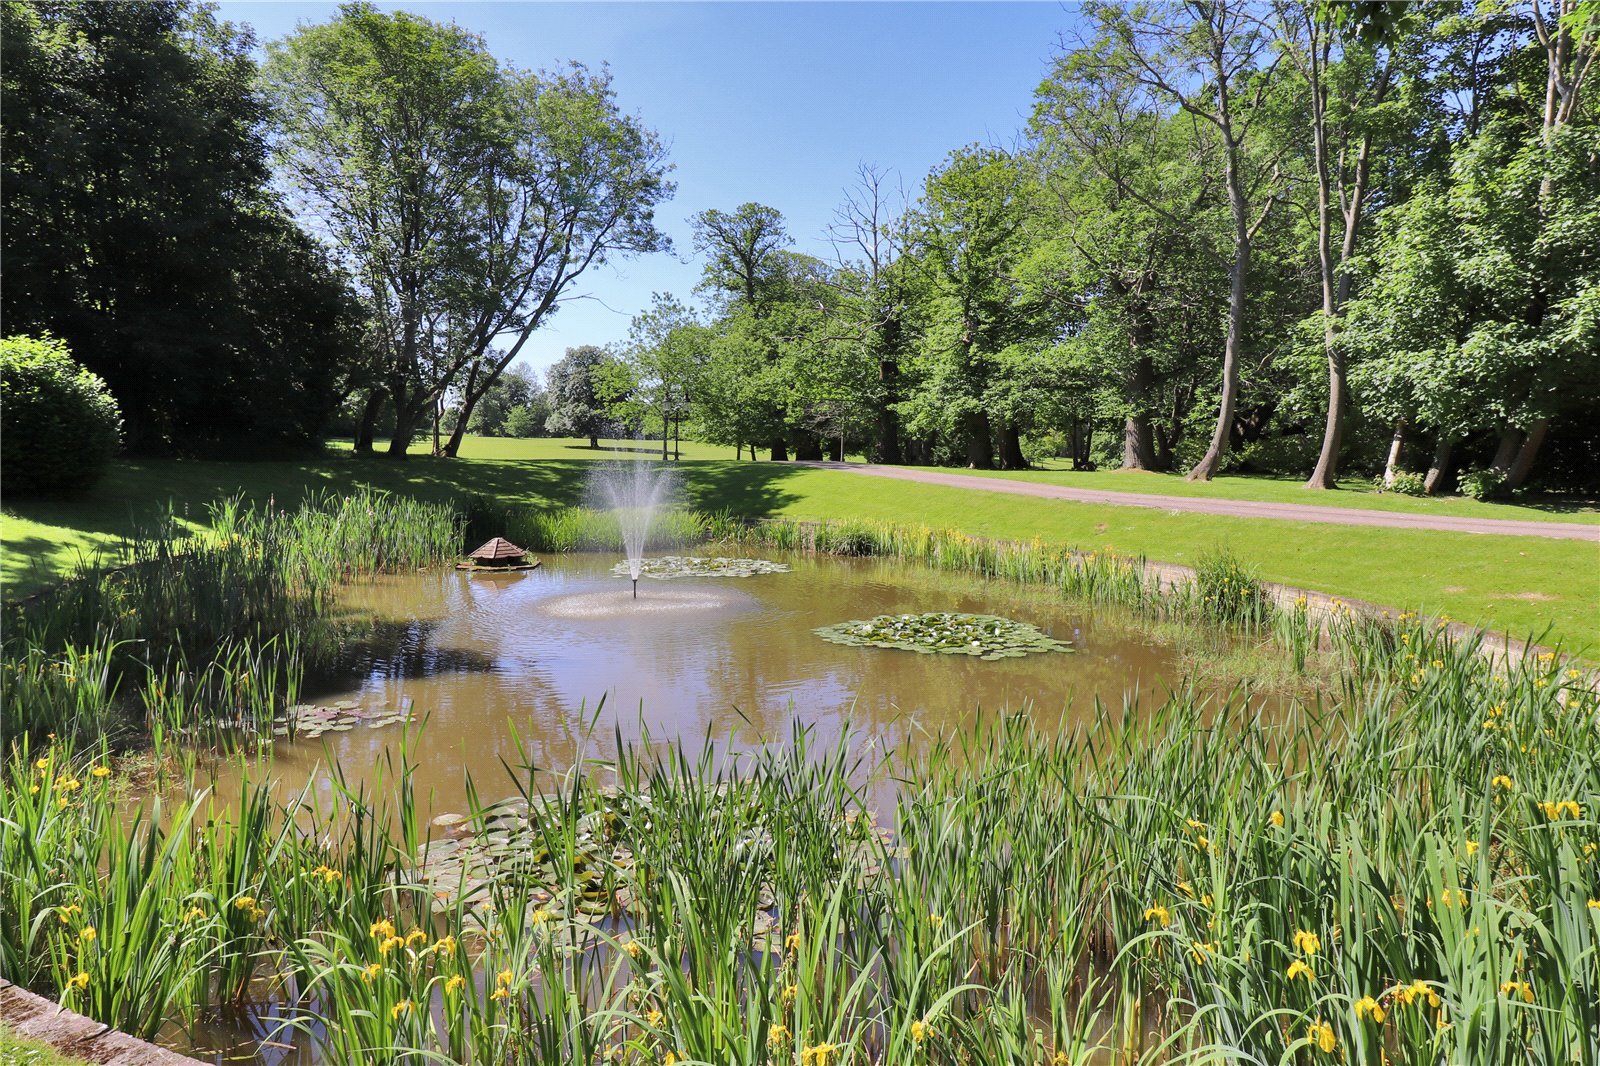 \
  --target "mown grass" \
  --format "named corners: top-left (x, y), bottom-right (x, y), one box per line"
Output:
top-left (0, 1025), bottom-right (92, 1066)
top-left (3, 614), bottom-right (1595, 1064)
top-left (953, 461), bottom-right (1600, 523)
top-left (2, 436), bottom-right (1594, 646)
